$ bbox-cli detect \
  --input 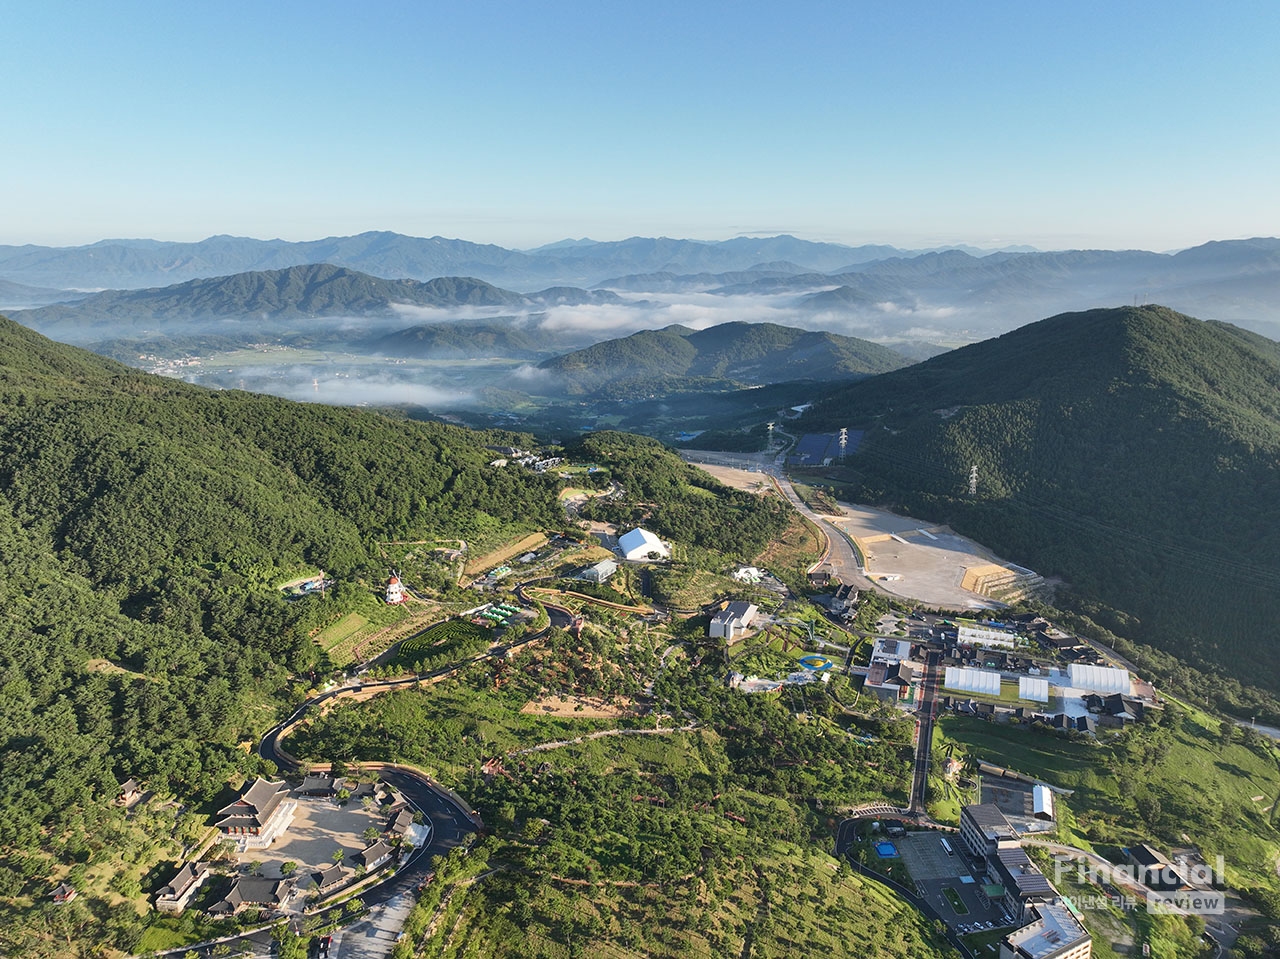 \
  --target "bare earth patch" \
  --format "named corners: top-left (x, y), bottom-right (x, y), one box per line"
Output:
top-left (520, 695), bottom-right (638, 718)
